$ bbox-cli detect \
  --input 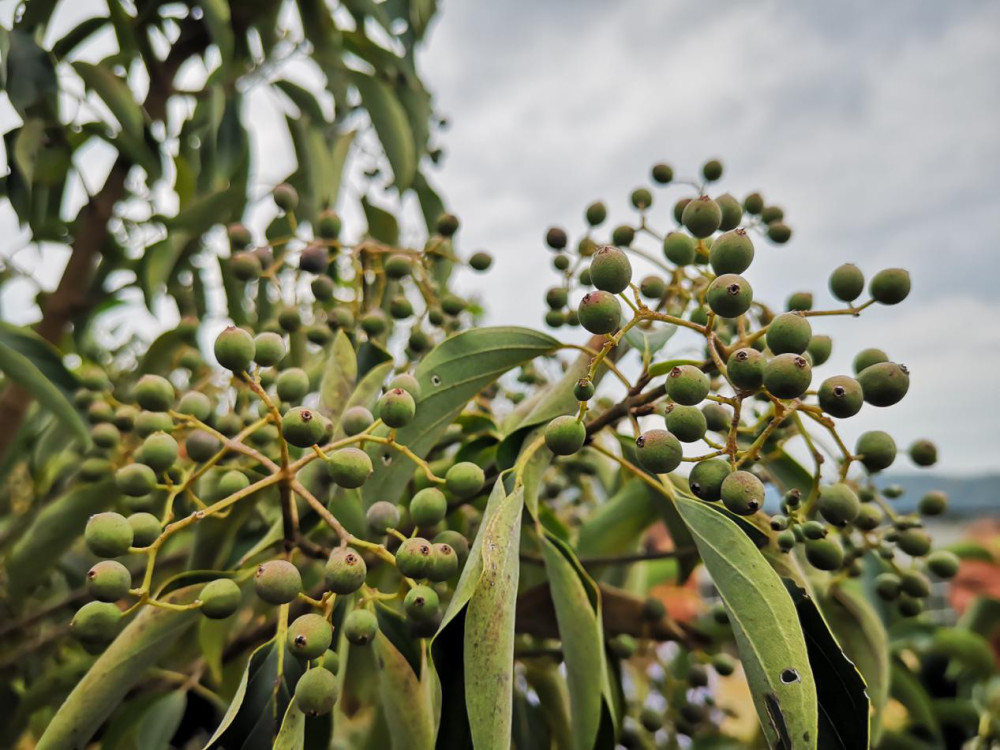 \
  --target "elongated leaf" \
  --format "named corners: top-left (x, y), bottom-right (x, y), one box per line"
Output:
top-left (362, 196), bottom-right (400, 245)
top-left (374, 632), bottom-right (437, 750)
top-left (200, 0), bottom-right (234, 69)
top-left (6, 478), bottom-right (118, 598)
top-left (350, 71), bottom-right (416, 188)
top-left (73, 61), bottom-right (144, 137)
top-left (889, 659), bottom-right (940, 740)
top-left (361, 327), bottom-right (558, 505)
top-left (274, 698), bottom-right (305, 750)
top-left (677, 496), bottom-right (818, 749)
top-left (37, 586), bottom-right (202, 750)
top-left (319, 330), bottom-right (357, 425)
top-left (576, 479), bottom-right (659, 561)
top-left (137, 691), bottom-right (188, 750)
